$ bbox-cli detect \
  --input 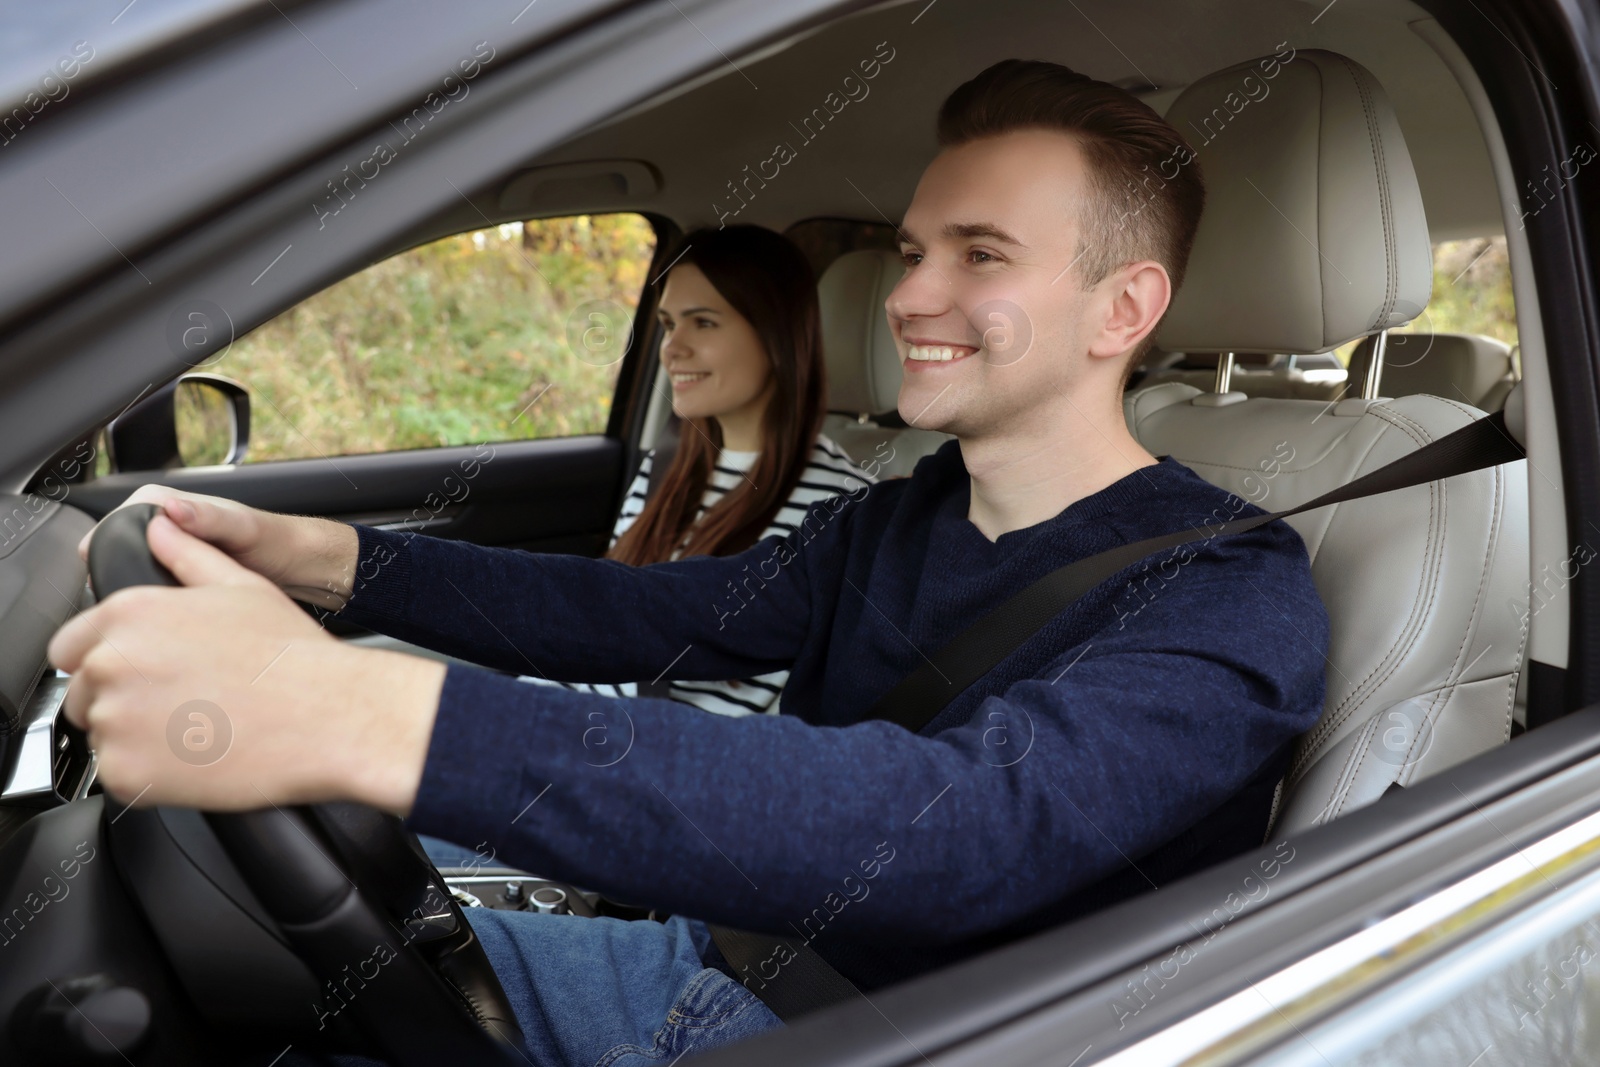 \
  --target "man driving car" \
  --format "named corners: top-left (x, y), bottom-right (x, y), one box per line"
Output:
top-left (49, 59), bottom-right (1328, 1065)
